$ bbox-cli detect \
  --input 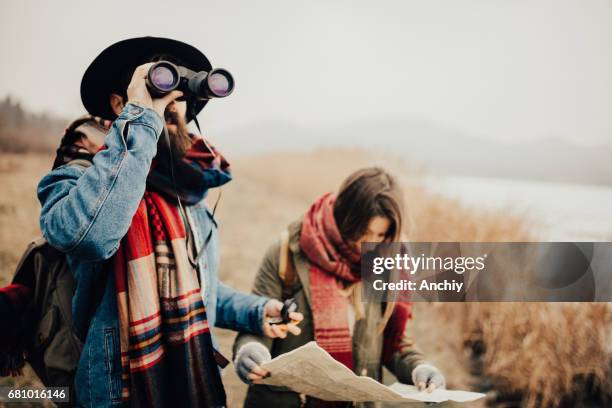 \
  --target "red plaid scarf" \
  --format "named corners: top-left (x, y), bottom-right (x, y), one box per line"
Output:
top-left (299, 193), bottom-right (361, 370)
top-left (299, 193), bottom-right (413, 373)
top-left (96, 120), bottom-right (231, 407)
top-left (56, 115), bottom-right (232, 205)
top-left (113, 191), bottom-right (225, 407)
